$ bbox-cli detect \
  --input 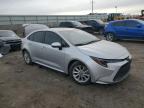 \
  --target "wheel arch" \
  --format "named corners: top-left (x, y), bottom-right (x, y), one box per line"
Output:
top-left (67, 59), bottom-right (89, 75)
top-left (22, 48), bottom-right (29, 55)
